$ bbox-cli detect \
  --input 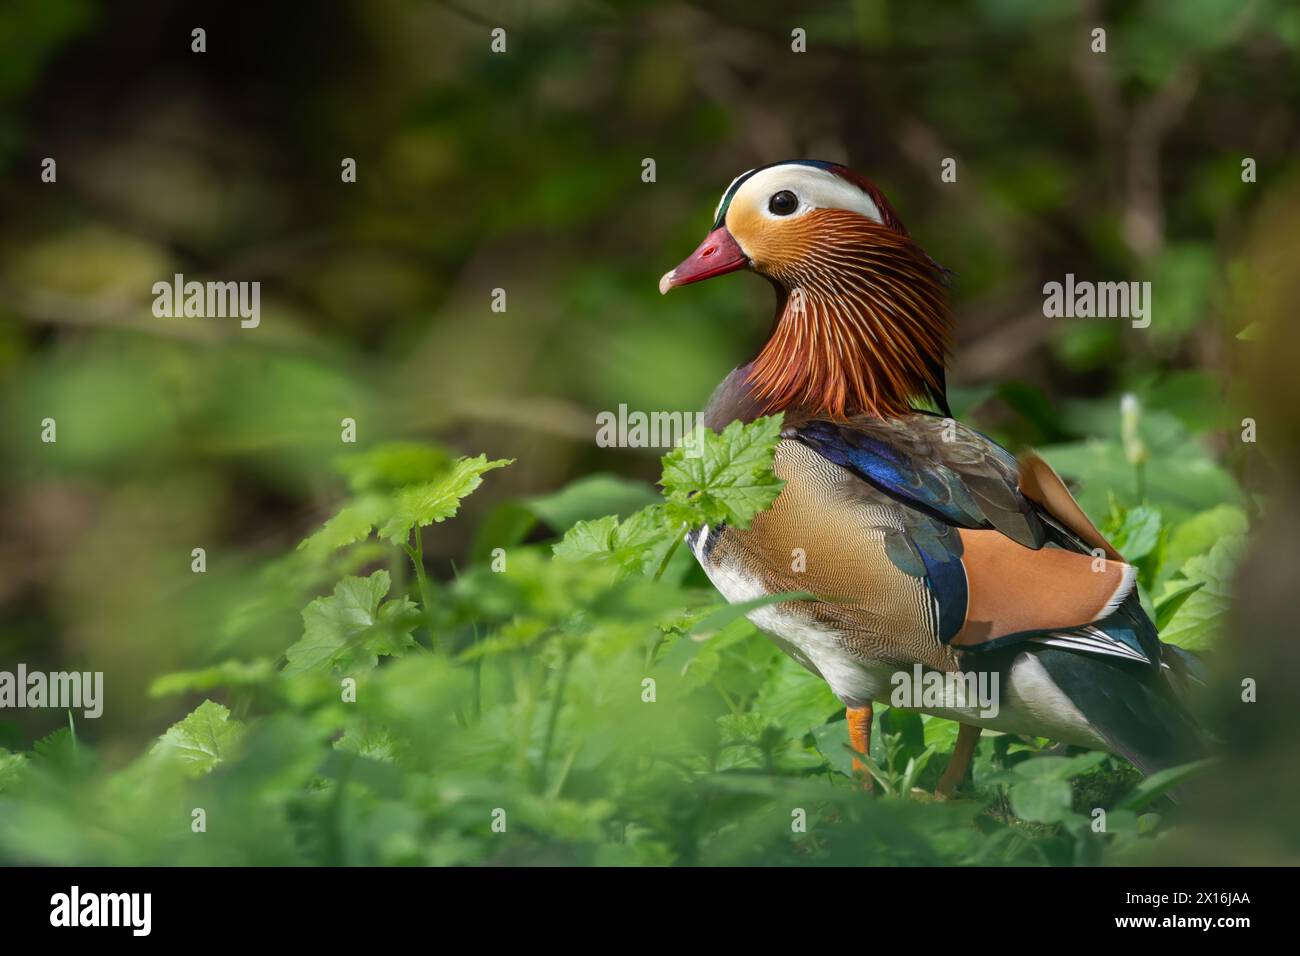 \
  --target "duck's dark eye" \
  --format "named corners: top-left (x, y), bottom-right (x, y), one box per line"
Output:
top-left (768, 190), bottom-right (798, 216)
